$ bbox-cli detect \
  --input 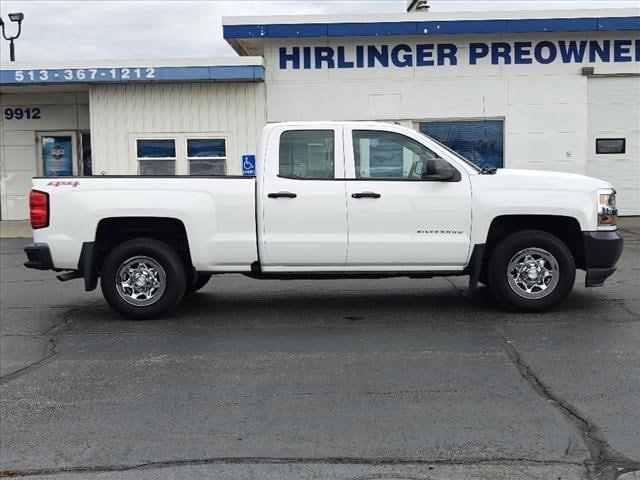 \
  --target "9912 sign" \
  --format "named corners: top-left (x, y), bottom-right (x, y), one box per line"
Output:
top-left (4, 108), bottom-right (41, 120)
